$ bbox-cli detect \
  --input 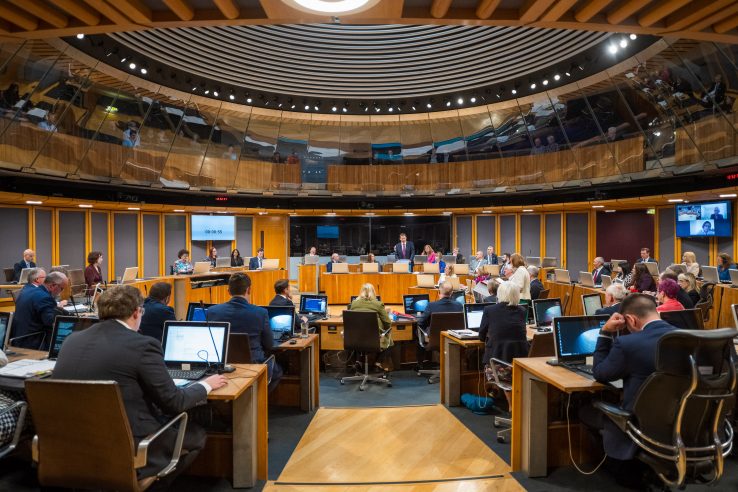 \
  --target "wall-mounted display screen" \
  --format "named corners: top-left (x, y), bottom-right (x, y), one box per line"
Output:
top-left (676, 201), bottom-right (732, 238)
top-left (191, 215), bottom-right (235, 241)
